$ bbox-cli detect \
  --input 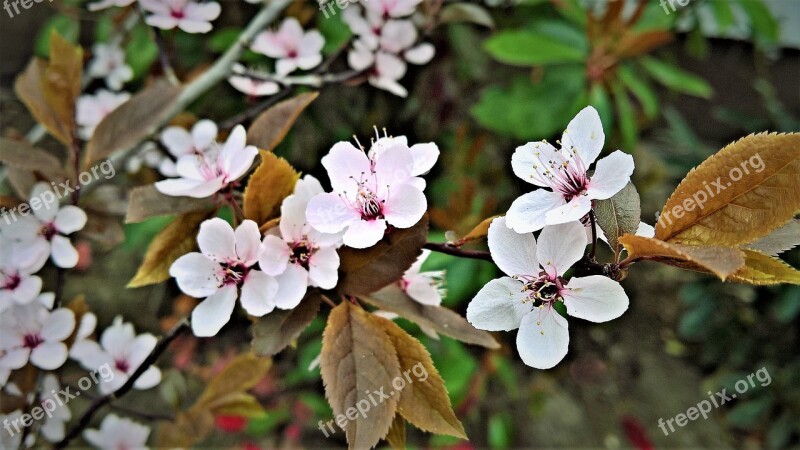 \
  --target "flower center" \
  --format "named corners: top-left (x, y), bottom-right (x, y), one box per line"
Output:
top-left (40, 223), bottom-right (57, 241)
top-left (23, 333), bottom-right (44, 349)
top-left (287, 49), bottom-right (298, 58)
top-left (220, 262), bottom-right (248, 286)
top-left (115, 359), bottom-right (130, 373)
top-left (170, 8), bottom-right (185, 19)
top-left (3, 272), bottom-right (21, 291)
top-left (518, 273), bottom-right (564, 308)
top-left (289, 239), bottom-right (316, 270)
